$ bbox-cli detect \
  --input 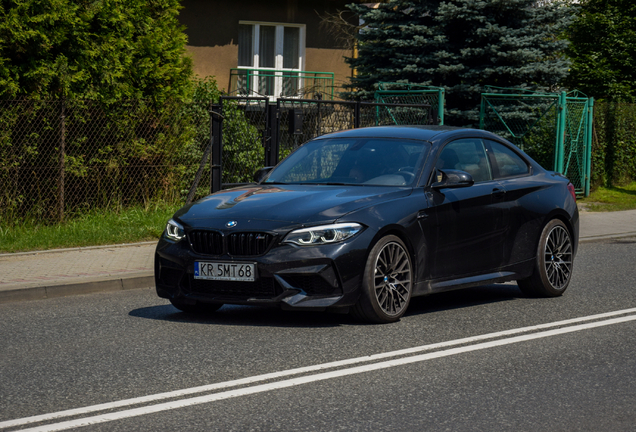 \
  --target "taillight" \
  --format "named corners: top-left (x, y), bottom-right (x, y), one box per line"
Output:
top-left (567, 183), bottom-right (576, 200)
